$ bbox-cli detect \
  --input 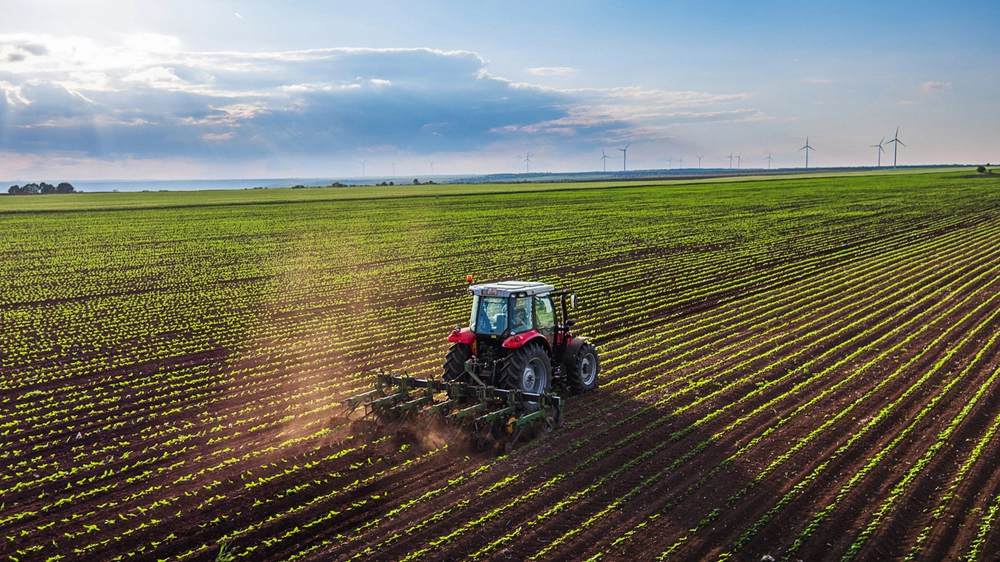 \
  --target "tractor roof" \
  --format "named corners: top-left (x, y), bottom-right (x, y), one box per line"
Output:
top-left (468, 280), bottom-right (556, 298)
